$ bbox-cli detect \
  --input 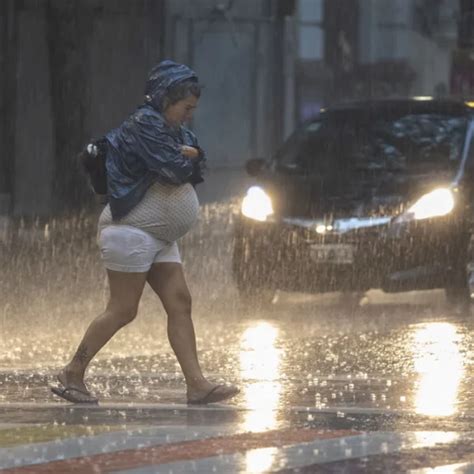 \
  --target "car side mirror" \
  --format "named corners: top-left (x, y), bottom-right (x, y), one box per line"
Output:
top-left (245, 158), bottom-right (266, 176)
